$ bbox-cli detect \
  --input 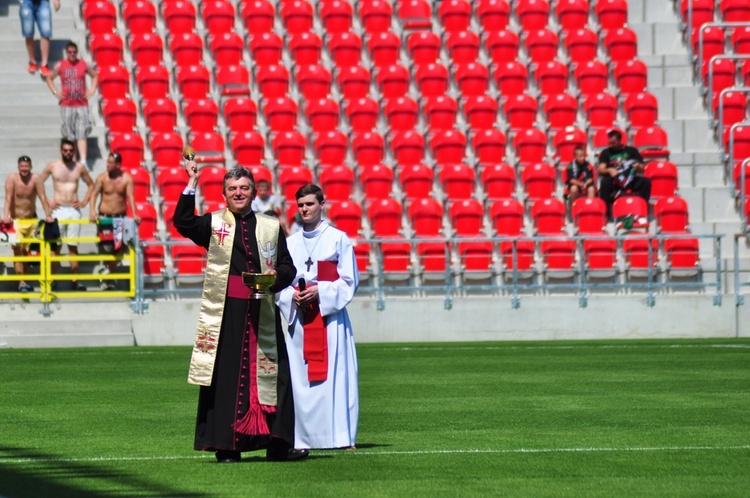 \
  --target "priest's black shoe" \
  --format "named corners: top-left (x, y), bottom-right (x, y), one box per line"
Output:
top-left (266, 448), bottom-right (309, 462)
top-left (215, 450), bottom-right (241, 463)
